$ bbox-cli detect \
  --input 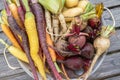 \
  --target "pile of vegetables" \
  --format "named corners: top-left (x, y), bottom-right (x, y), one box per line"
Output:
top-left (0, 0), bottom-right (115, 80)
